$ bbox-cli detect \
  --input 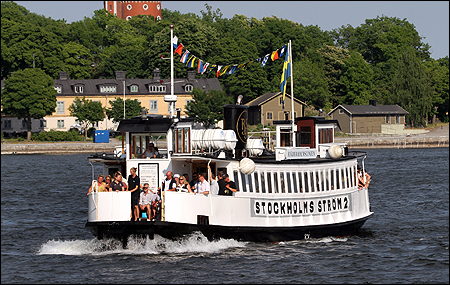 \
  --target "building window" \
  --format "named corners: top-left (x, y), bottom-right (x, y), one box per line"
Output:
top-left (396, 115), bottom-right (400, 124)
top-left (267, 112), bottom-right (273, 120)
top-left (74, 86), bottom-right (83, 93)
top-left (156, 16), bottom-right (161, 21)
top-left (56, 101), bottom-right (65, 114)
top-left (100, 86), bottom-right (117, 93)
top-left (54, 86), bottom-right (62, 93)
top-left (339, 109), bottom-right (344, 114)
top-left (40, 120), bottom-right (47, 128)
top-left (157, 4), bottom-right (160, 10)
top-left (149, 100), bottom-right (158, 112)
top-left (3, 120), bottom-right (12, 129)
top-left (131, 85), bottom-right (138, 92)
top-left (185, 85), bottom-right (193, 92)
top-left (57, 120), bottom-right (64, 128)
top-left (149, 85), bottom-right (166, 92)
top-left (126, 16), bottom-right (132, 21)
top-left (279, 97), bottom-right (283, 105)
top-left (143, 4), bottom-right (148, 10)
top-left (109, 5), bottom-right (112, 11)
top-left (22, 120), bottom-right (27, 129)
top-left (386, 115), bottom-right (391, 124)
top-left (127, 4), bottom-right (132, 10)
